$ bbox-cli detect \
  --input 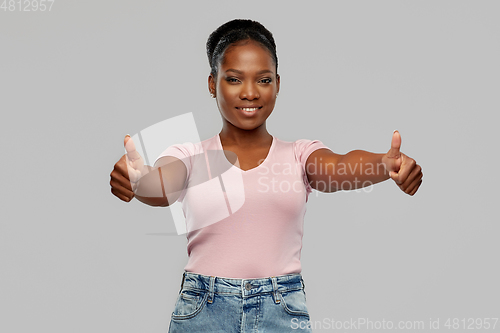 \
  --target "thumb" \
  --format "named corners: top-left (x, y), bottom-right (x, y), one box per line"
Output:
top-left (123, 134), bottom-right (144, 183)
top-left (386, 130), bottom-right (401, 159)
top-left (124, 134), bottom-right (141, 162)
top-left (384, 130), bottom-right (402, 178)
